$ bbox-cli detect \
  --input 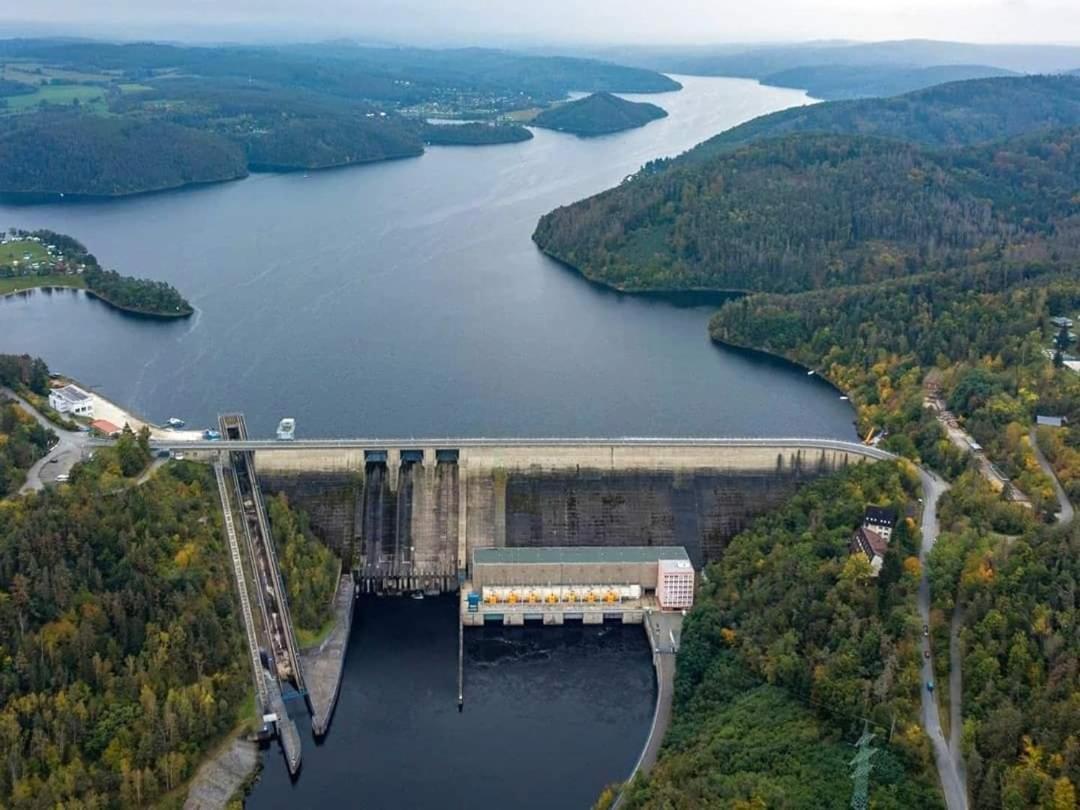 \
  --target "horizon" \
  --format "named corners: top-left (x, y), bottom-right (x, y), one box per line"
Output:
top-left (3, 1), bottom-right (1080, 49)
